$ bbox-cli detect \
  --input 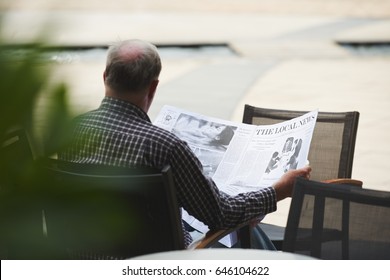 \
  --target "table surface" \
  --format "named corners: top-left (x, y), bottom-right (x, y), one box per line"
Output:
top-left (131, 248), bottom-right (317, 260)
